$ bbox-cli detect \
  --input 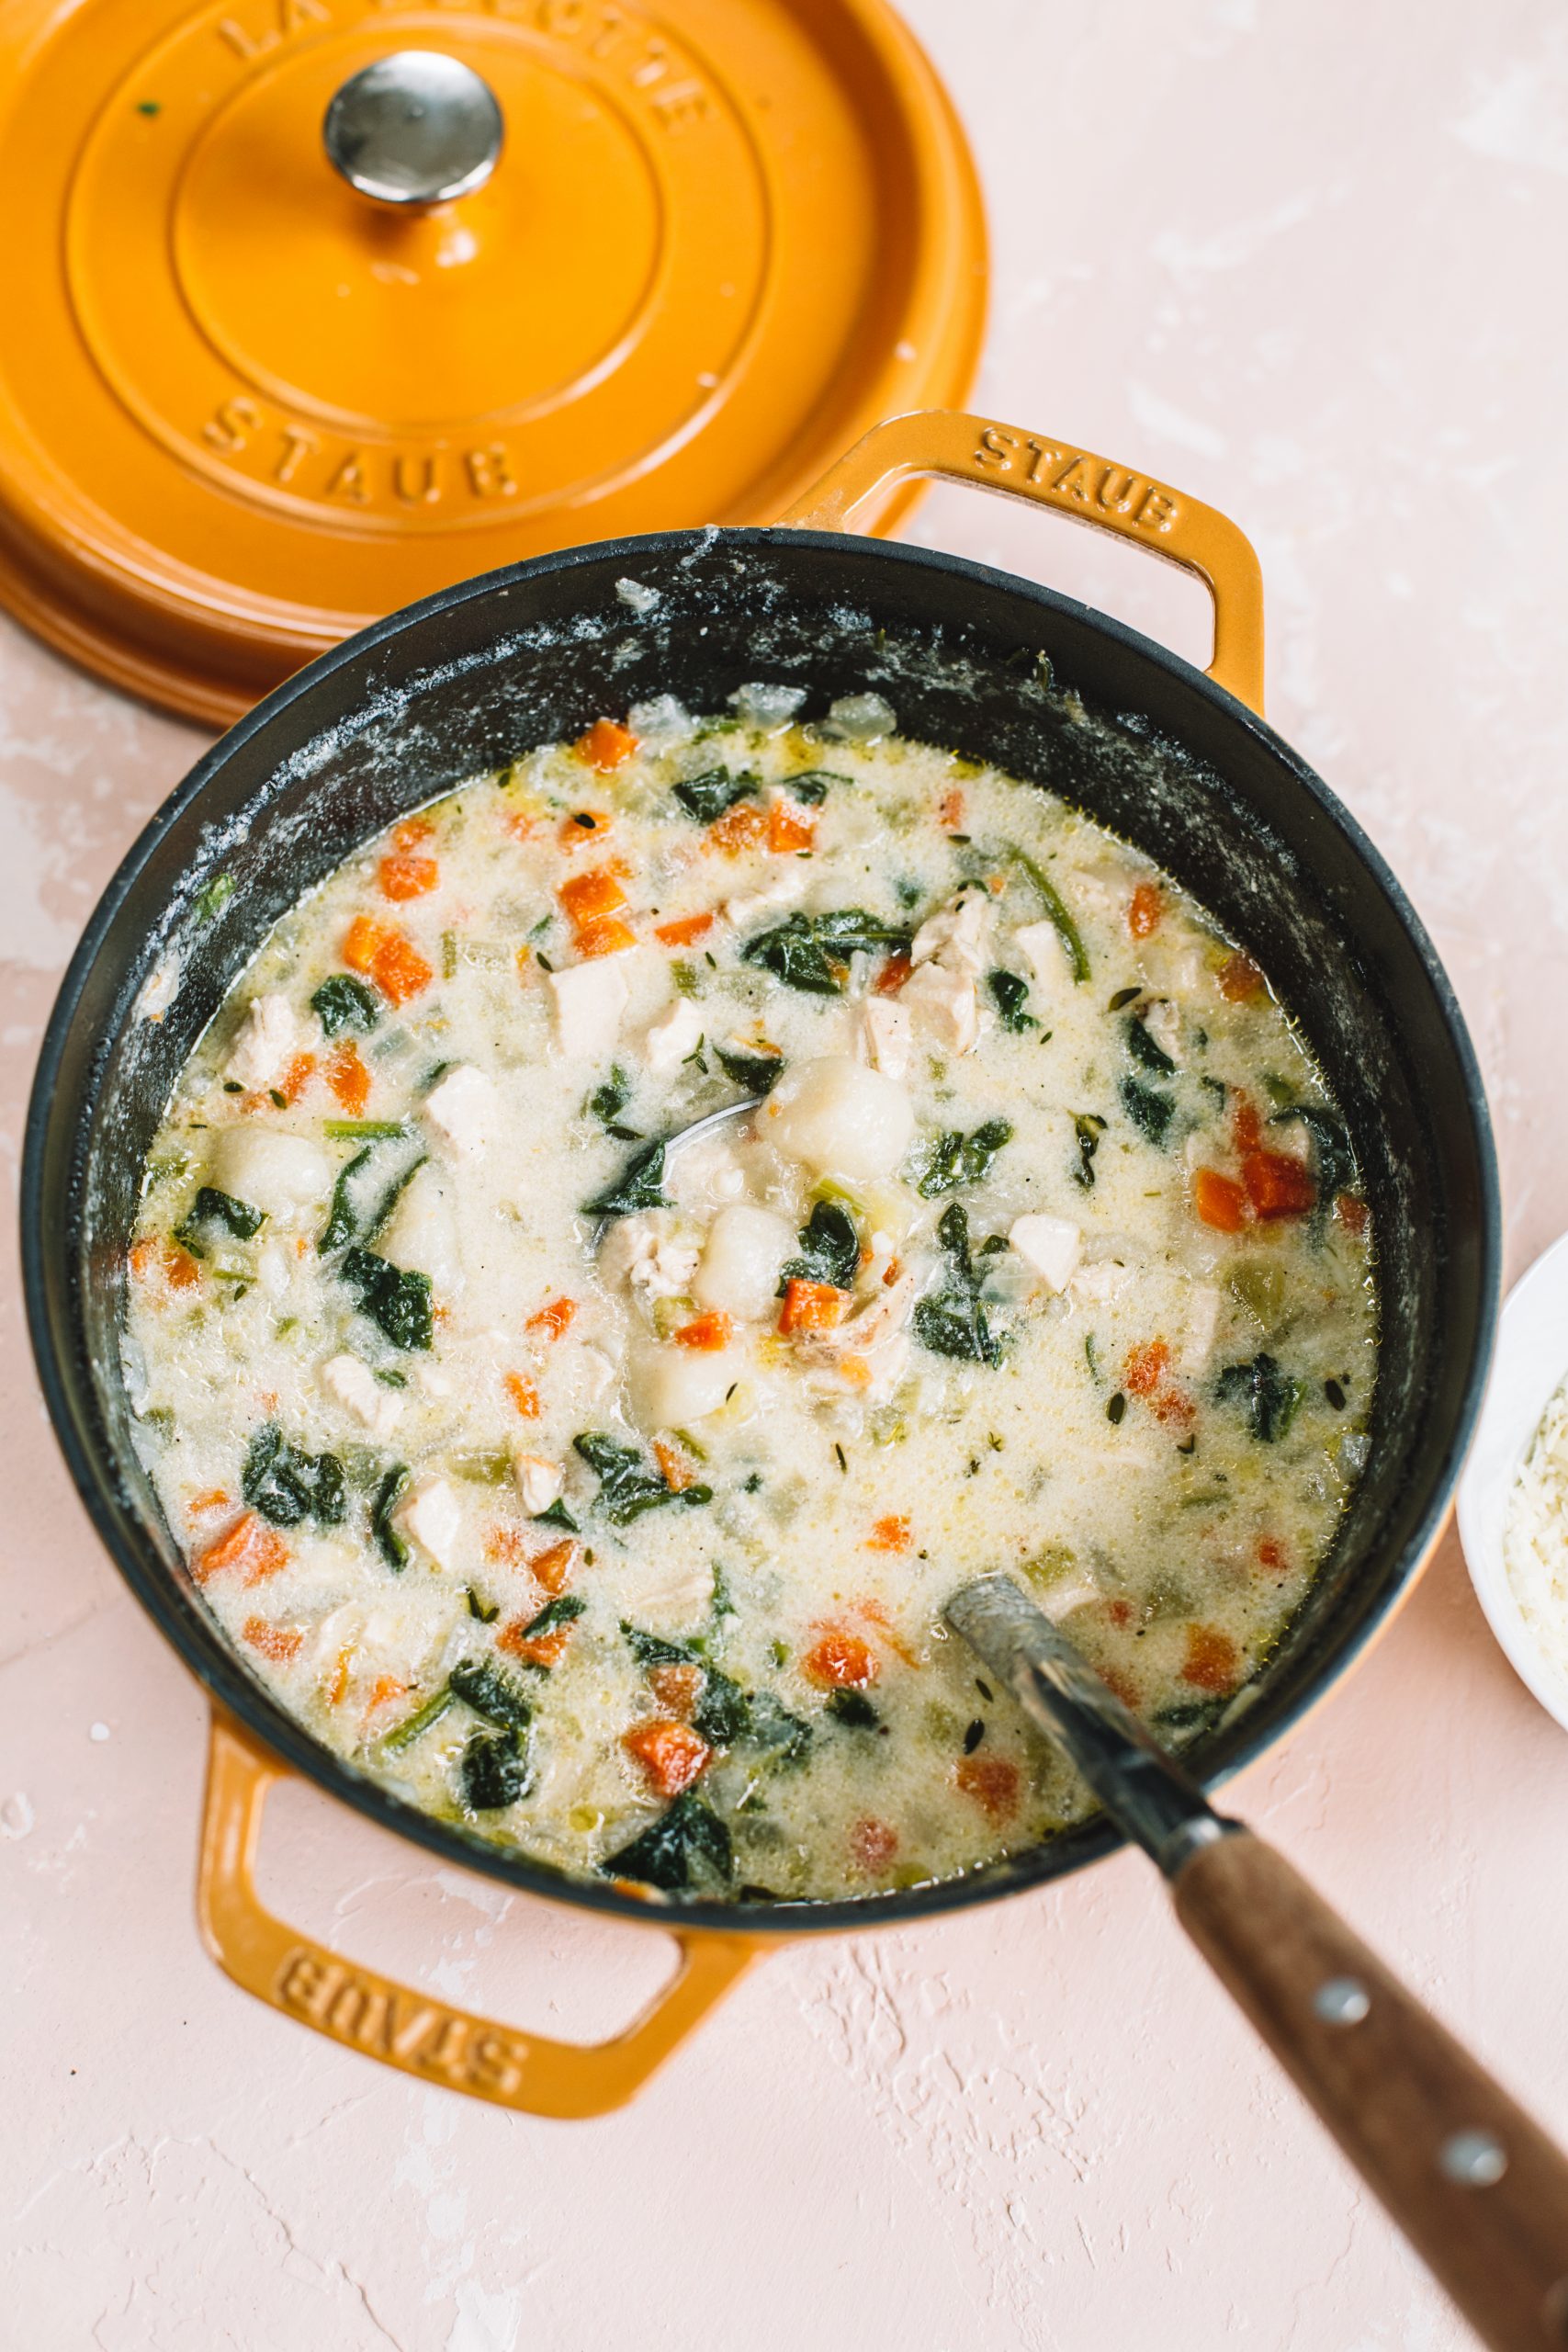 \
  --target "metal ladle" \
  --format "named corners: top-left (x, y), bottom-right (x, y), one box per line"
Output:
top-left (946, 1573), bottom-right (1568, 2351)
